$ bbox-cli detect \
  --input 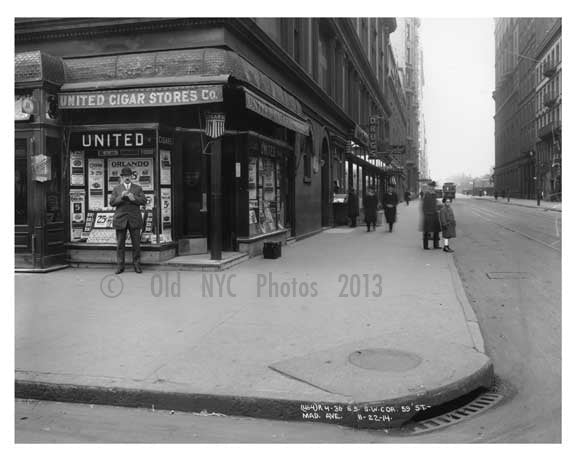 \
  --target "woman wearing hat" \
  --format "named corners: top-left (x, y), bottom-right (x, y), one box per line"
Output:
top-left (110, 166), bottom-right (148, 273)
